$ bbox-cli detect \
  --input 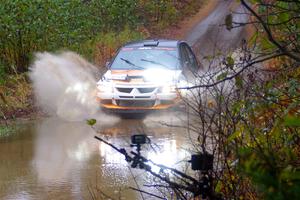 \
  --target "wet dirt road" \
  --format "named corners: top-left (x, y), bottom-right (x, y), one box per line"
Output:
top-left (186, 0), bottom-right (248, 69)
top-left (0, 0), bottom-right (247, 199)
